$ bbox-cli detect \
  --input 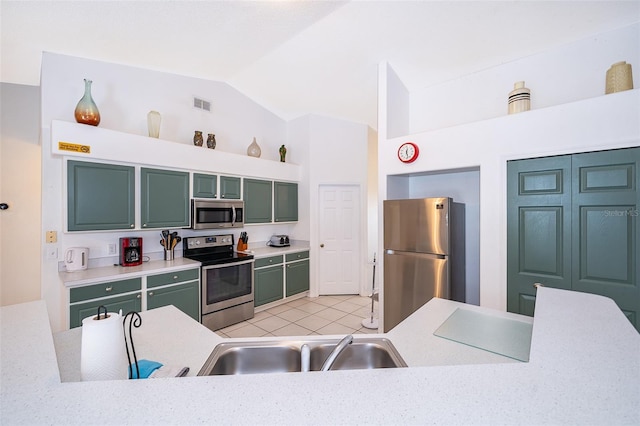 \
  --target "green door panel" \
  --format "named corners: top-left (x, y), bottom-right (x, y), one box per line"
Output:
top-left (571, 148), bottom-right (639, 329)
top-left (286, 260), bottom-right (310, 297)
top-left (274, 182), bottom-right (298, 222)
top-left (507, 147), bottom-right (639, 331)
top-left (67, 160), bottom-right (135, 231)
top-left (147, 268), bottom-right (199, 289)
top-left (244, 178), bottom-right (273, 223)
top-left (141, 168), bottom-right (190, 228)
top-left (193, 173), bottom-right (217, 198)
top-left (220, 176), bottom-right (241, 199)
top-left (255, 266), bottom-right (284, 307)
top-left (507, 155), bottom-right (572, 315)
top-left (147, 281), bottom-right (199, 321)
top-left (70, 292), bottom-right (141, 328)
top-left (70, 278), bottom-right (142, 303)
